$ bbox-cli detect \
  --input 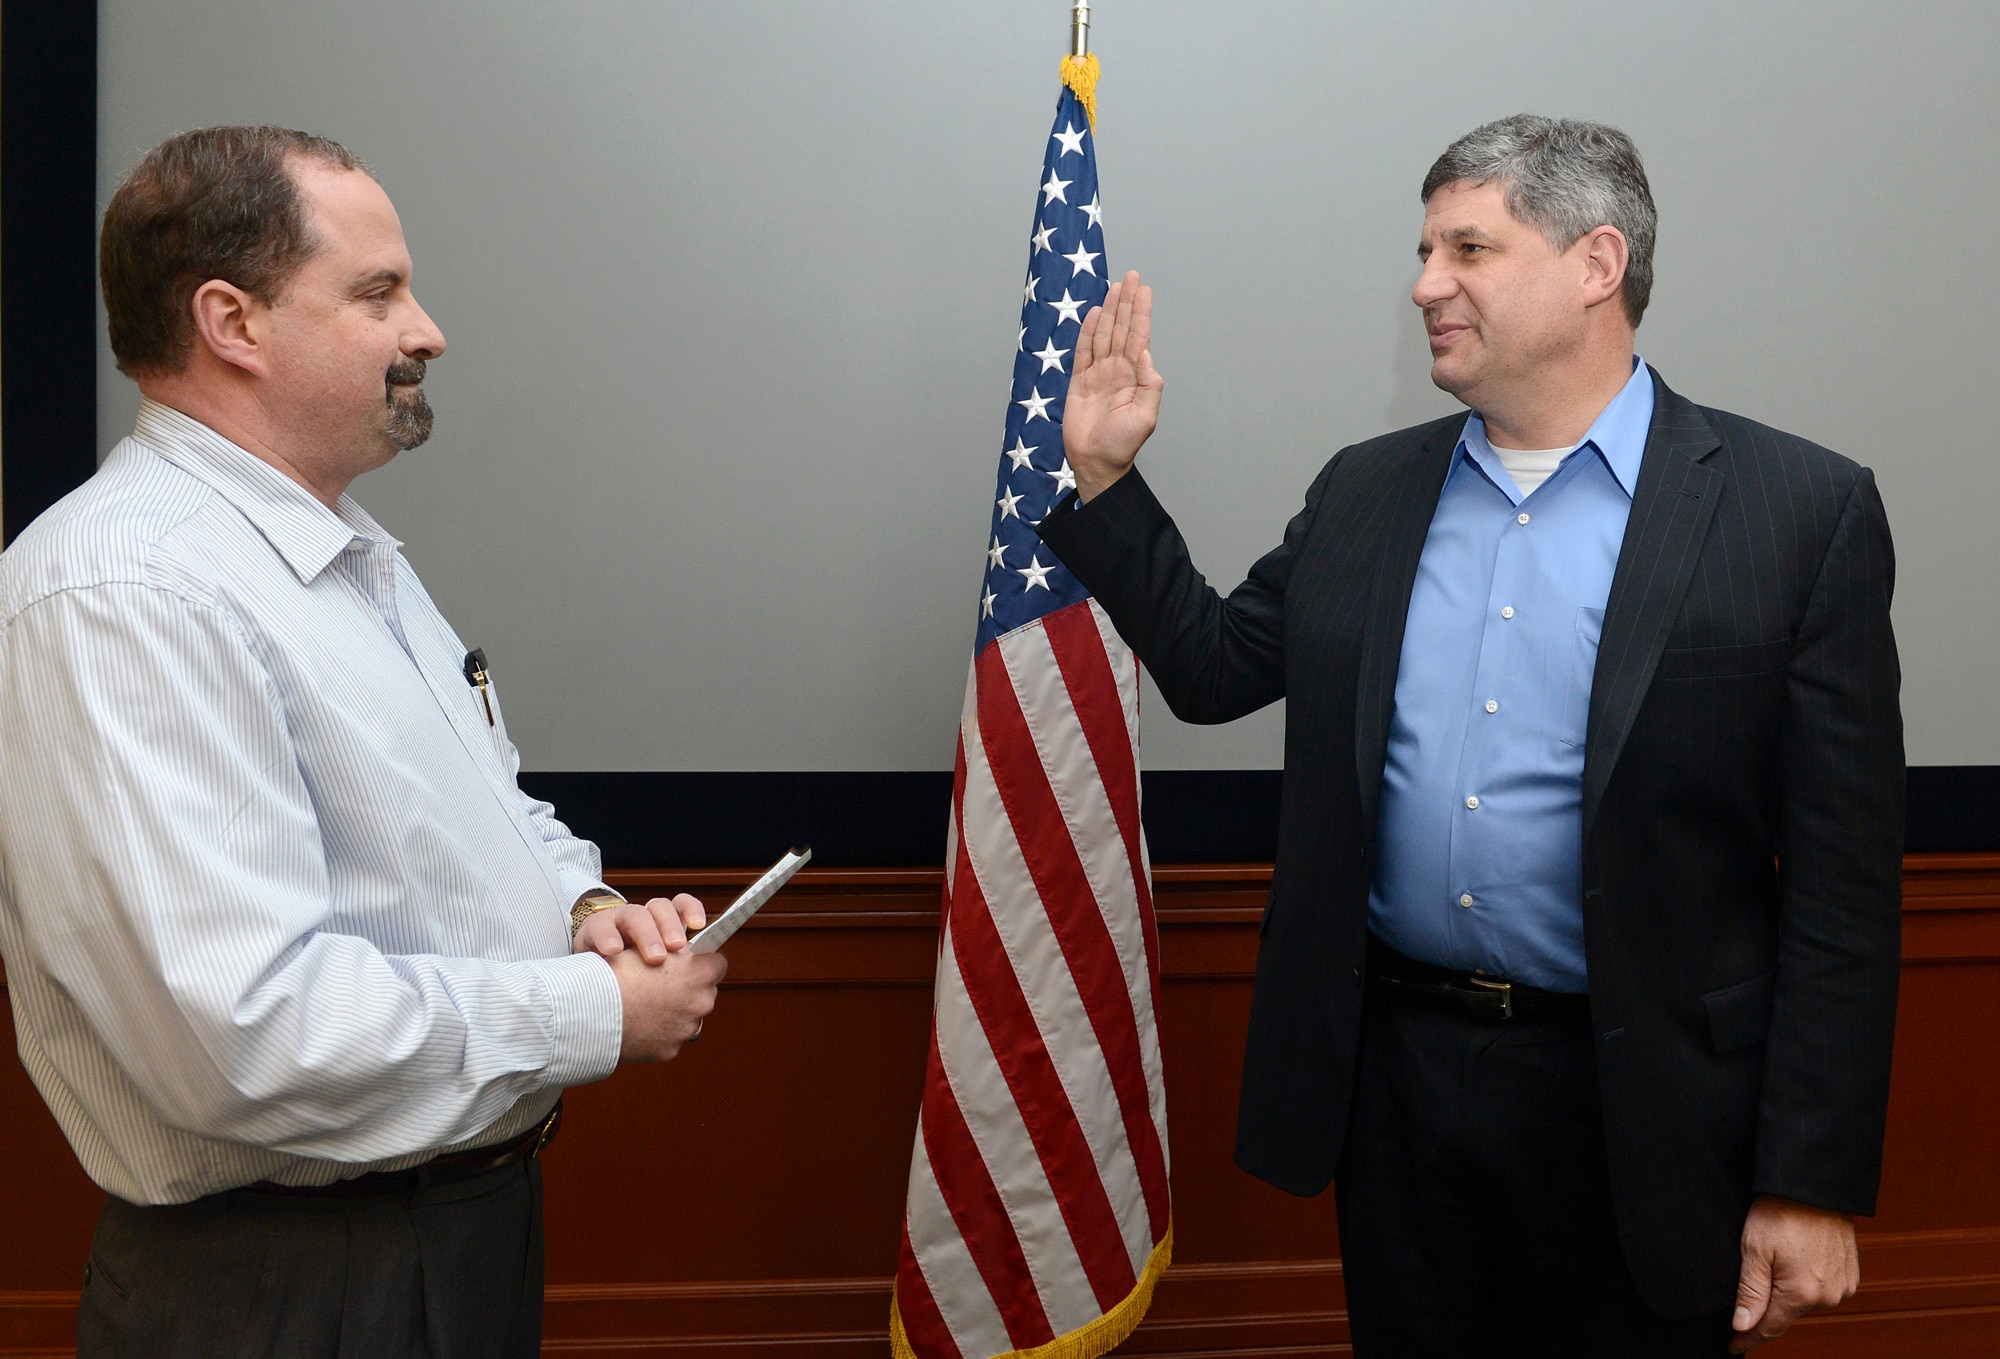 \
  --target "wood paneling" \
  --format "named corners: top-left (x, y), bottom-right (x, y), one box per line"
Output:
top-left (3, 857), bottom-right (1996, 1356)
